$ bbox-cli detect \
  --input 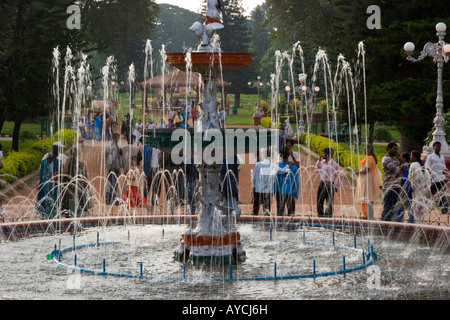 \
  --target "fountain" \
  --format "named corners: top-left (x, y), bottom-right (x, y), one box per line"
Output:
top-left (164, 2), bottom-right (253, 265)
top-left (0, 1), bottom-right (449, 302)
